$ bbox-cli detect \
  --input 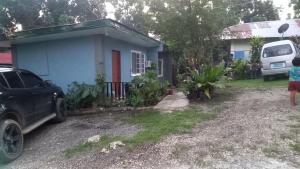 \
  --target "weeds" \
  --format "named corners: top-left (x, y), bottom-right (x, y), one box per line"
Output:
top-left (65, 109), bottom-right (216, 157)
top-left (64, 135), bottom-right (122, 158)
top-left (262, 144), bottom-right (281, 157)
